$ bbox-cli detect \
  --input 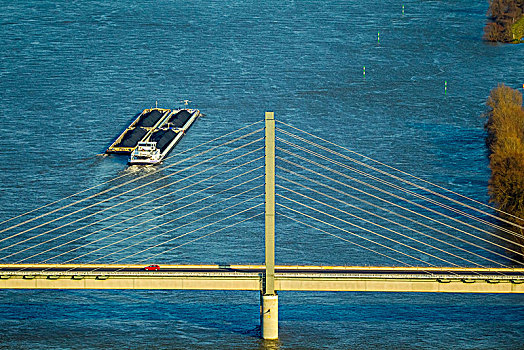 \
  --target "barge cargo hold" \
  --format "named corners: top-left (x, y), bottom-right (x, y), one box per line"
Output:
top-left (106, 107), bottom-right (200, 165)
top-left (106, 108), bottom-right (171, 154)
